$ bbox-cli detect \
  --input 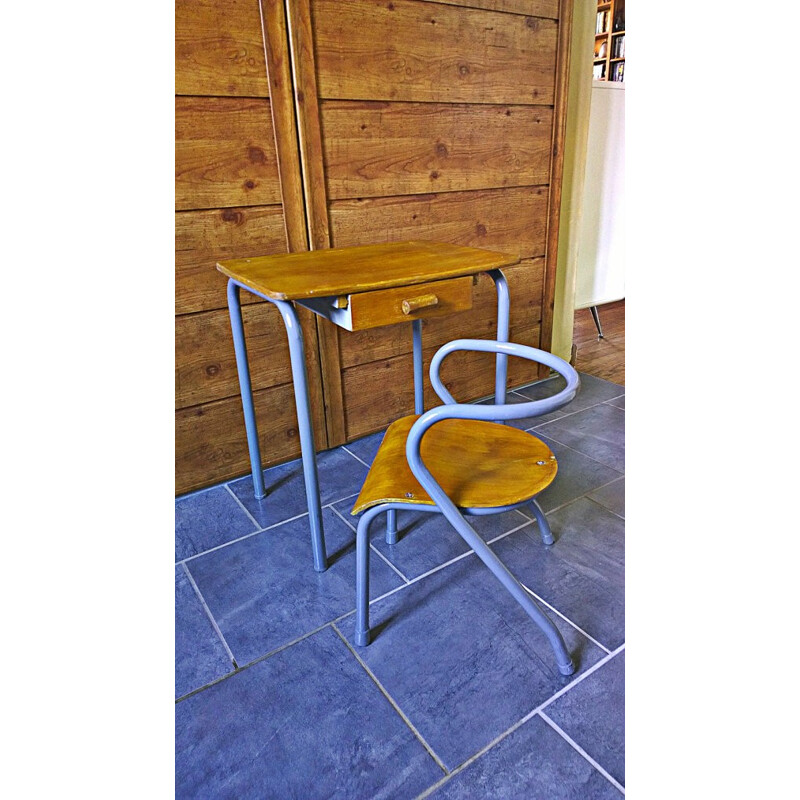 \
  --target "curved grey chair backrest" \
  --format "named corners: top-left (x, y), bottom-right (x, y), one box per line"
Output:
top-left (406, 338), bottom-right (580, 505)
